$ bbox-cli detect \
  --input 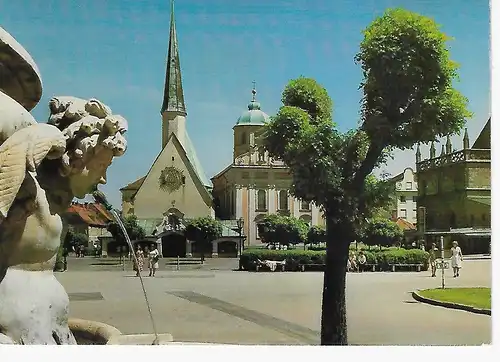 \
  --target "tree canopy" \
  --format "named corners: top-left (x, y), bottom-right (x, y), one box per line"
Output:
top-left (261, 8), bottom-right (471, 345)
top-left (307, 225), bottom-right (327, 246)
top-left (63, 229), bottom-right (89, 250)
top-left (257, 214), bottom-right (308, 246)
top-left (184, 216), bottom-right (223, 243)
top-left (363, 218), bottom-right (404, 248)
top-left (263, 8), bottom-right (470, 235)
top-left (107, 214), bottom-right (146, 245)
